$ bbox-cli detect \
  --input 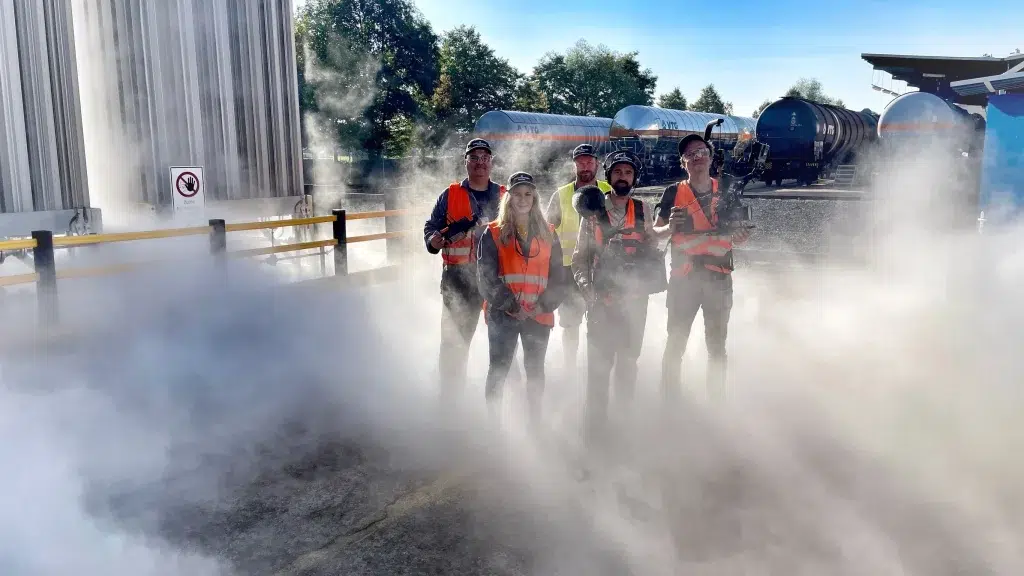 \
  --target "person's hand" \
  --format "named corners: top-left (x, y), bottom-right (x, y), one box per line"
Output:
top-left (580, 284), bottom-right (596, 306)
top-left (429, 232), bottom-right (445, 250)
top-left (668, 206), bottom-right (686, 229)
top-left (511, 306), bottom-right (532, 321)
